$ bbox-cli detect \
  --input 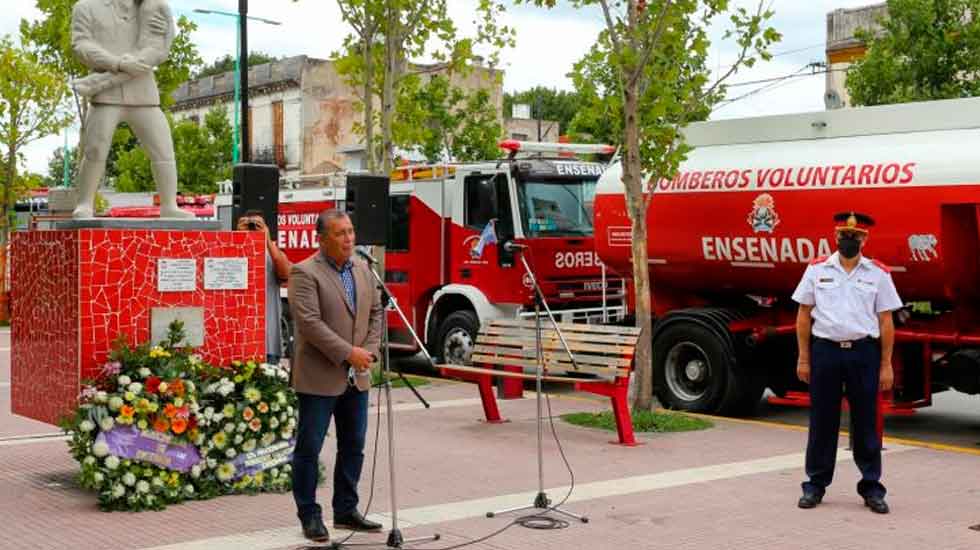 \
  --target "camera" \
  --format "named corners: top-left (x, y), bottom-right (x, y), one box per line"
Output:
top-left (246, 220), bottom-right (258, 230)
